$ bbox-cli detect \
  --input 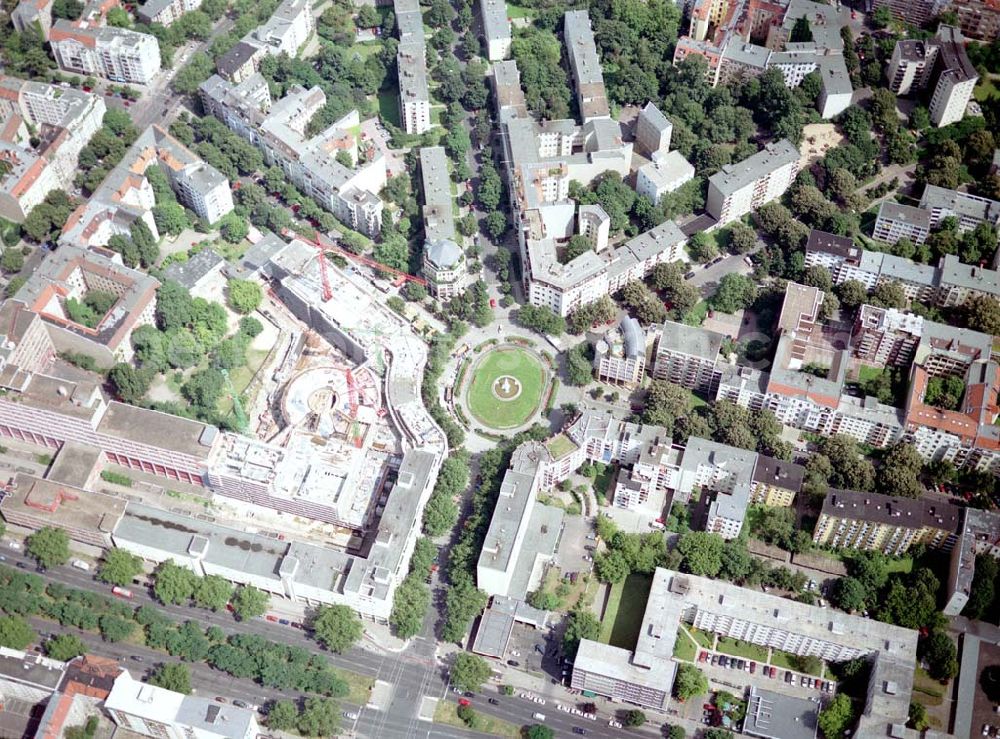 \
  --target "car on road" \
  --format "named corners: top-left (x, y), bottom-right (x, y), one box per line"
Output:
top-left (608, 719), bottom-right (623, 728)
top-left (573, 728), bottom-right (587, 735)
top-left (463, 692), bottom-right (474, 698)
top-left (532, 712), bottom-right (546, 721)
top-left (130, 656), bottom-right (143, 662)
top-left (215, 697), bottom-right (227, 703)
top-left (489, 698), bottom-right (499, 705)
top-left (684, 270), bottom-right (695, 279)
top-left (458, 698), bottom-right (471, 707)
top-left (343, 711), bottom-right (359, 720)
top-left (489, 298), bottom-right (497, 308)
top-left (507, 660), bottom-right (519, 667)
